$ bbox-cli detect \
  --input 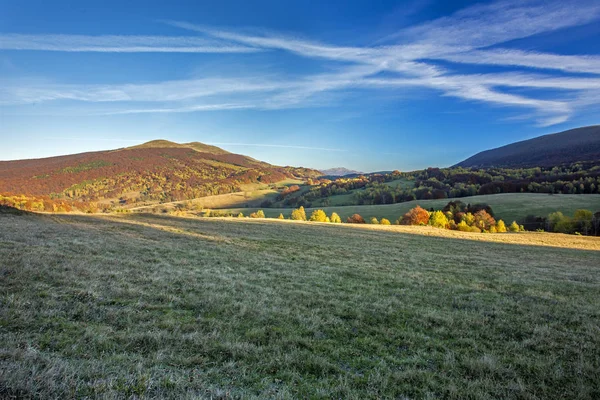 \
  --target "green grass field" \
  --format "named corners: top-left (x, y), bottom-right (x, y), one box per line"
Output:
top-left (1, 212), bottom-right (599, 398)
top-left (220, 193), bottom-right (600, 223)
